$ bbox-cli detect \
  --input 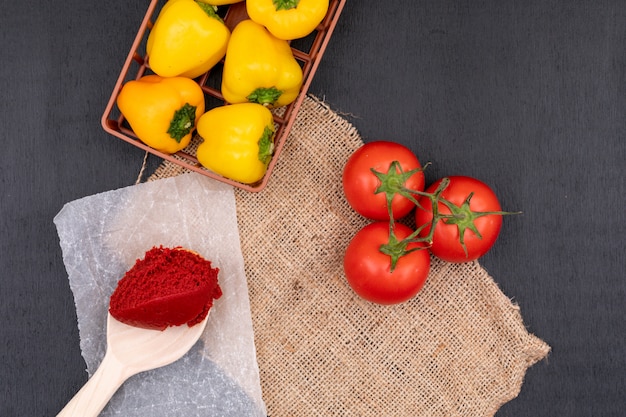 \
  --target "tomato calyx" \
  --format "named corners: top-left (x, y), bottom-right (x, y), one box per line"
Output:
top-left (380, 177), bottom-right (450, 271)
top-left (437, 192), bottom-right (519, 257)
top-left (378, 230), bottom-right (420, 271)
top-left (371, 160), bottom-right (427, 219)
